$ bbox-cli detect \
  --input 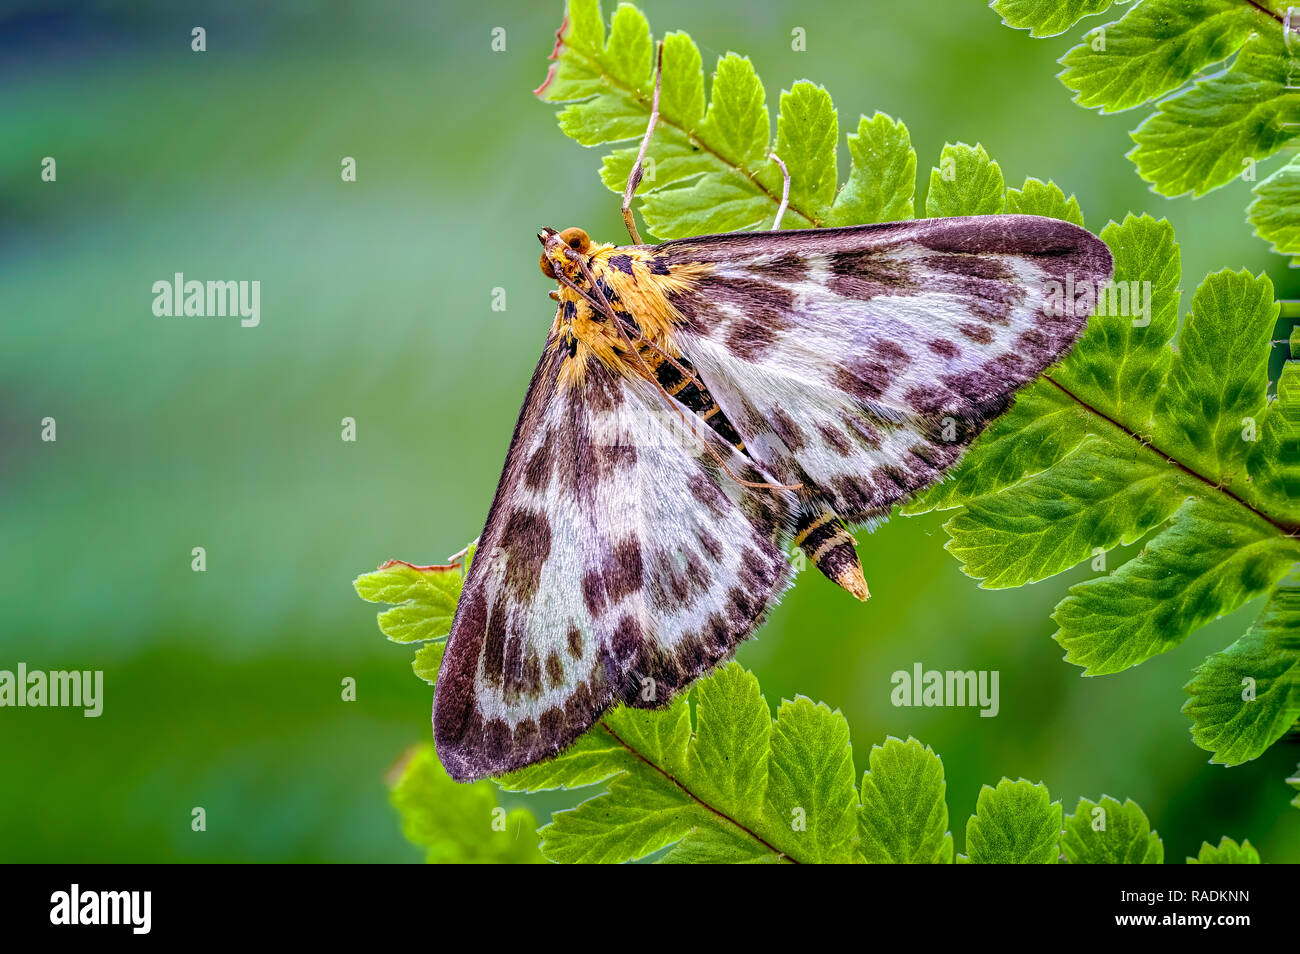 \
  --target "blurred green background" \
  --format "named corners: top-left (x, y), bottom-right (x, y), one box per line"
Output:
top-left (2, 0), bottom-right (1297, 863)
